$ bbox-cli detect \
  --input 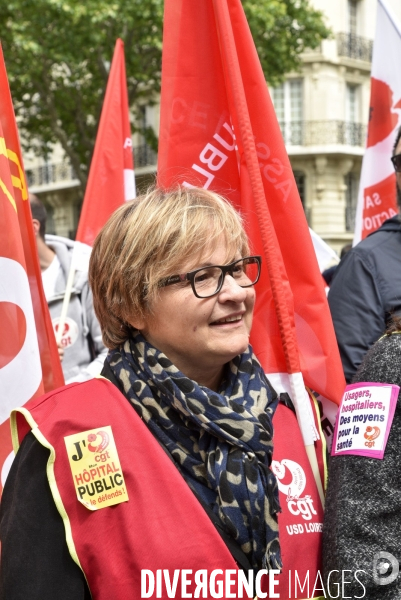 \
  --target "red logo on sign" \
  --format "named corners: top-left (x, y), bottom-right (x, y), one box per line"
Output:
top-left (87, 431), bottom-right (110, 453)
top-left (364, 425), bottom-right (380, 448)
top-left (54, 321), bottom-right (70, 336)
